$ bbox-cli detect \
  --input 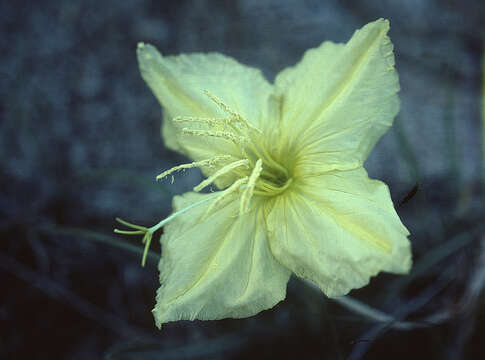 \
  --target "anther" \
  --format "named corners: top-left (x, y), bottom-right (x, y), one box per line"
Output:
top-left (203, 90), bottom-right (261, 133)
top-left (173, 116), bottom-right (233, 127)
top-left (203, 90), bottom-right (239, 118)
top-left (182, 128), bottom-right (247, 145)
